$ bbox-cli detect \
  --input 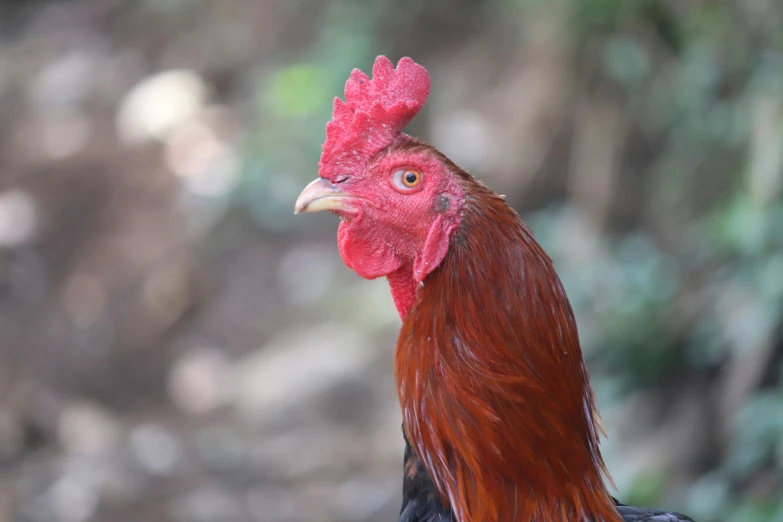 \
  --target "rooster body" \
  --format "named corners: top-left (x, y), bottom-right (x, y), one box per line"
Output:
top-left (295, 56), bottom-right (694, 522)
top-left (400, 435), bottom-right (694, 522)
